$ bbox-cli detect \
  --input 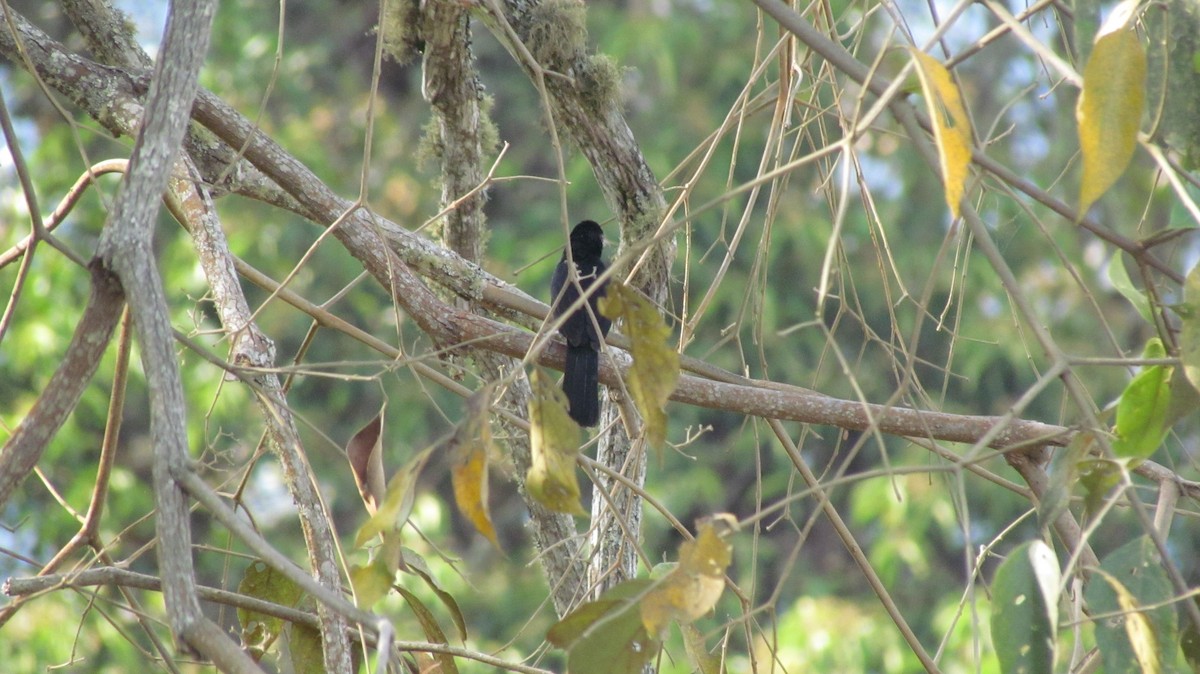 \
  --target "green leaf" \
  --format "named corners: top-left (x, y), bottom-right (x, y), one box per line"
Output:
top-left (681, 624), bottom-right (723, 674)
top-left (286, 622), bottom-right (325, 674)
top-left (1182, 603), bottom-right (1200, 672)
top-left (1165, 367), bottom-right (1200, 429)
top-left (598, 282), bottom-right (679, 448)
top-left (1079, 458), bottom-right (1125, 517)
top-left (1112, 338), bottom-right (1171, 461)
top-left (396, 586), bottom-right (459, 674)
top-left (1145, 0), bottom-right (1200, 170)
top-left (548, 579), bottom-right (662, 674)
top-left (349, 559), bottom-right (394, 610)
top-left (354, 445), bottom-right (434, 548)
top-left (1085, 537), bottom-right (1178, 674)
top-left (527, 368), bottom-right (586, 515)
top-left (990, 540), bottom-right (1060, 674)
top-left (1179, 262), bottom-right (1200, 395)
top-left (1076, 13), bottom-right (1146, 214)
top-left (400, 547), bottom-right (468, 642)
top-left (237, 560), bottom-right (304, 652)
top-left (1038, 431), bottom-right (1093, 531)
top-left (1107, 253), bottom-right (1152, 323)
